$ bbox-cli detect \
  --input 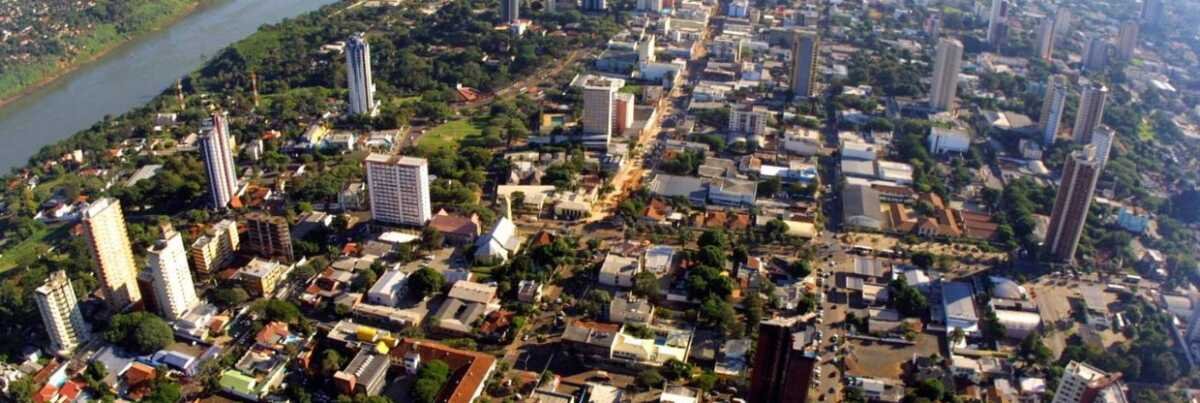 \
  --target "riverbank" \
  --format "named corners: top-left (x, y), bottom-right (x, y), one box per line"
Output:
top-left (0, 0), bottom-right (205, 108)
